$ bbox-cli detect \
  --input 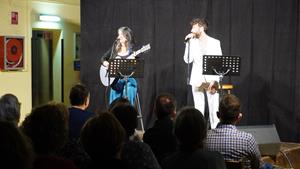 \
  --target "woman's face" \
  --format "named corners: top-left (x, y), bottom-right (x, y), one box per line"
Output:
top-left (117, 30), bottom-right (127, 44)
